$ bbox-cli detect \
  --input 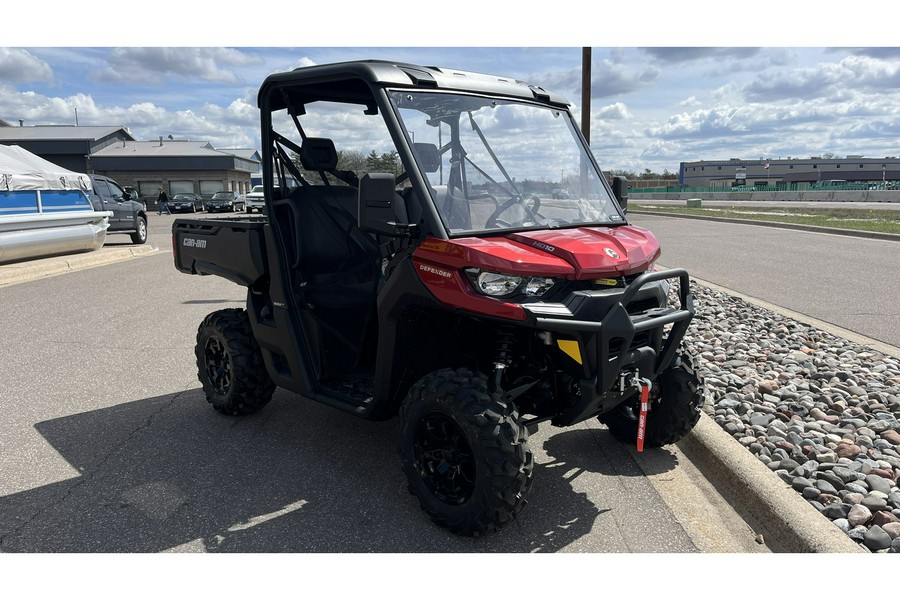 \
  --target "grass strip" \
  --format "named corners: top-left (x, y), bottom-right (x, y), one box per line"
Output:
top-left (630, 204), bottom-right (900, 235)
